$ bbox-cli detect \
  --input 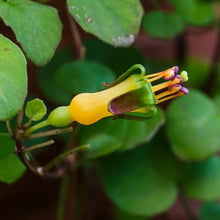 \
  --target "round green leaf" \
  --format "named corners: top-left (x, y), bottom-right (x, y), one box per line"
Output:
top-left (0, 35), bottom-right (27, 121)
top-left (54, 61), bottom-right (115, 94)
top-left (200, 203), bottom-right (220, 220)
top-left (98, 146), bottom-right (177, 216)
top-left (67, 0), bottom-right (143, 47)
top-left (0, 133), bottom-right (15, 160)
top-left (143, 11), bottom-right (184, 39)
top-left (0, 0), bottom-right (62, 65)
top-left (25, 98), bottom-right (47, 121)
top-left (0, 153), bottom-right (26, 184)
top-left (171, 0), bottom-right (215, 26)
top-left (182, 157), bottom-right (220, 201)
top-left (86, 134), bottom-right (122, 159)
top-left (167, 90), bottom-right (220, 160)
